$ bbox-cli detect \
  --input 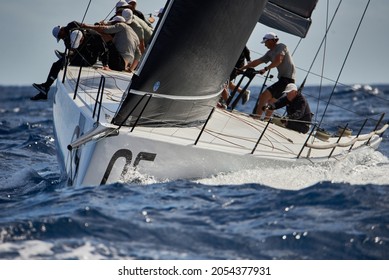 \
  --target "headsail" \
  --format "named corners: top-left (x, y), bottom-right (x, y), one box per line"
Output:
top-left (113, 0), bottom-right (268, 126)
top-left (259, 0), bottom-right (319, 38)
